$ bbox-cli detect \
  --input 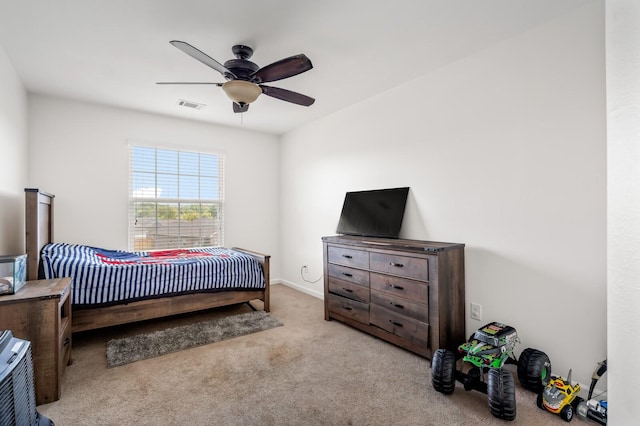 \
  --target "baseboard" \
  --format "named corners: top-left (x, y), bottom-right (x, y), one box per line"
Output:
top-left (271, 279), bottom-right (323, 300)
